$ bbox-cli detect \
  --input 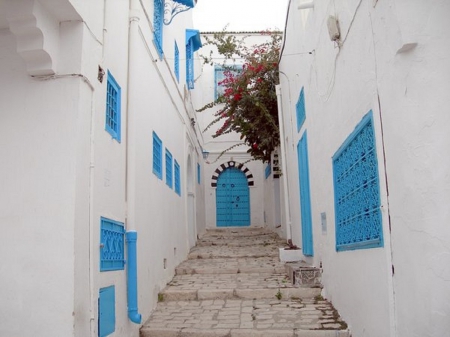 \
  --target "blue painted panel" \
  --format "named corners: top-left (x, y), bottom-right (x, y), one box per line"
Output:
top-left (174, 160), bottom-right (181, 196)
top-left (216, 167), bottom-right (250, 227)
top-left (296, 88), bottom-right (305, 132)
top-left (332, 111), bottom-right (383, 251)
top-left (297, 132), bottom-right (313, 256)
top-left (165, 149), bottom-right (173, 188)
top-left (174, 41), bottom-right (179, 82)
top-left (152, 132), bottom-right (163, 180)
top-left (99, 286), bottom-right (115, 337)
top-left (100, 218), bottom-right (125, 271)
